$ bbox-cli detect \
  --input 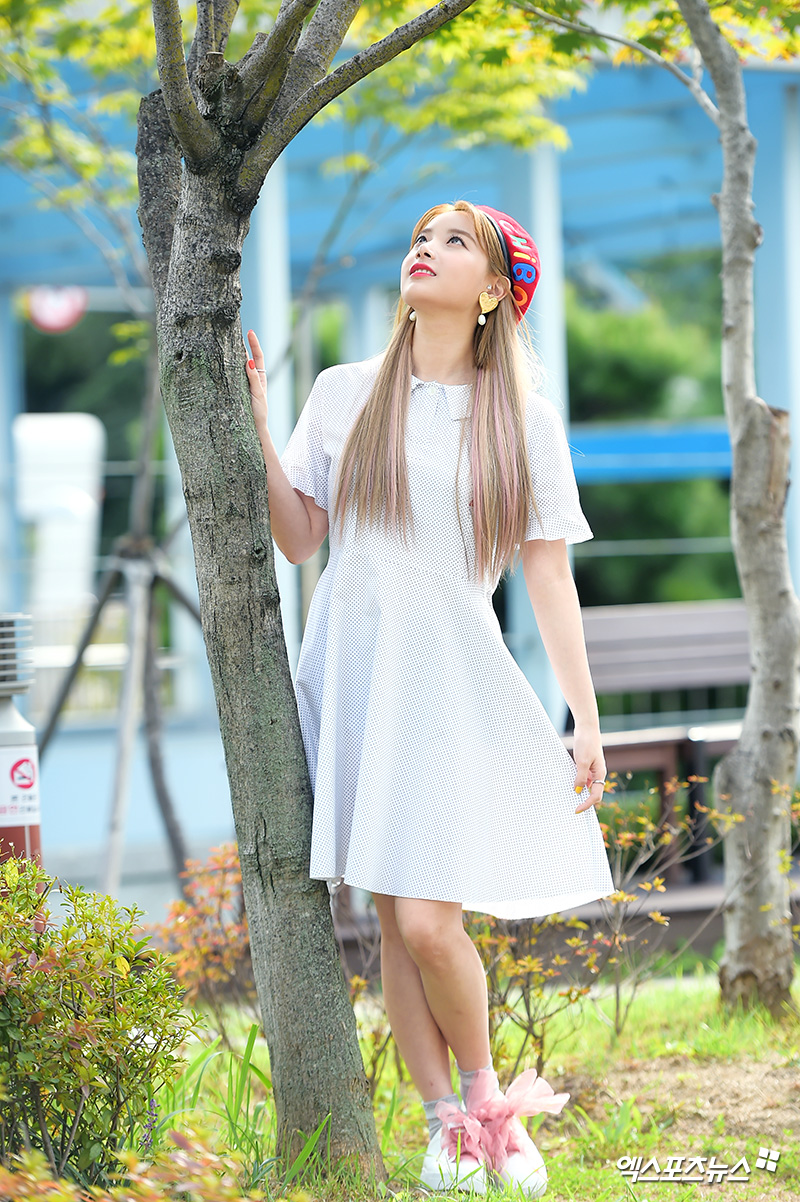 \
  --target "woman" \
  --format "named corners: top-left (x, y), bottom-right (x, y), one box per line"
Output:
top-left (246, 200), bottom-right (614, 1196)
